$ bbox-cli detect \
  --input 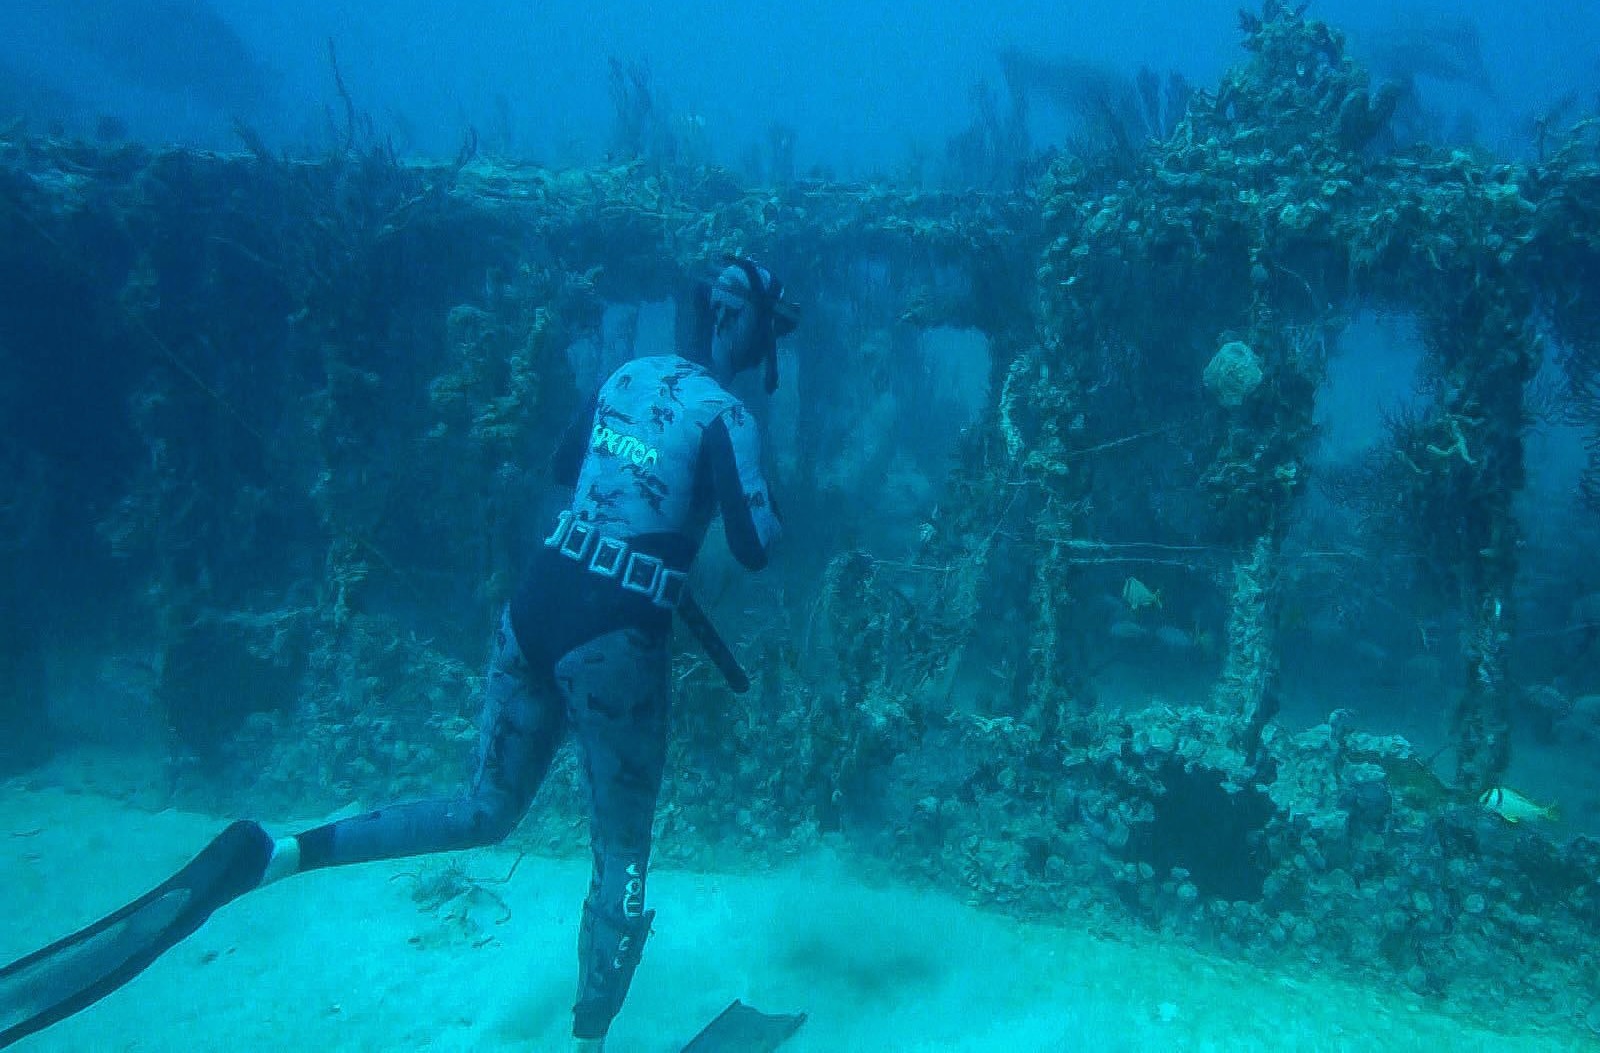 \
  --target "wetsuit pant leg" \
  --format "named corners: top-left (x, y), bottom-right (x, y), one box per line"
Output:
top-left (295, 608), bottom-right (564, 869)
top-left (558, 626), bottom-right (672, 1041)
